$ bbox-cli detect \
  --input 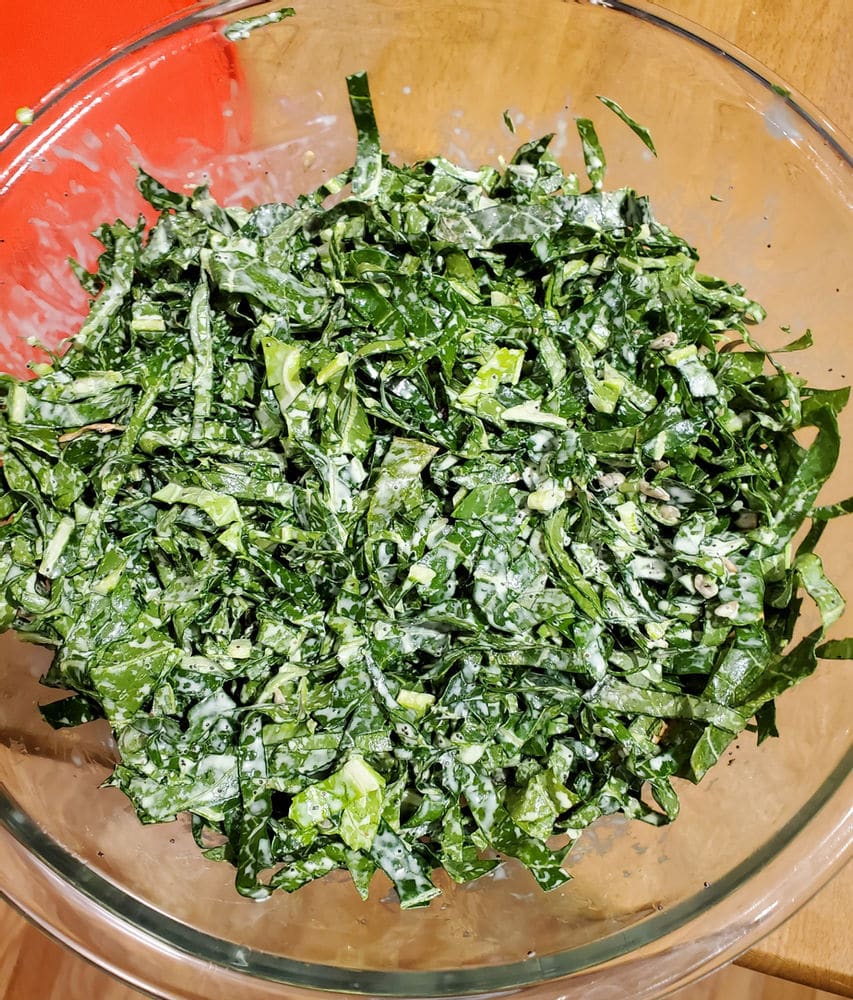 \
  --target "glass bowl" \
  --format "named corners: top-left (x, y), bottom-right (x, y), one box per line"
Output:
top-left (0, 2), bottom-right (851, 998)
